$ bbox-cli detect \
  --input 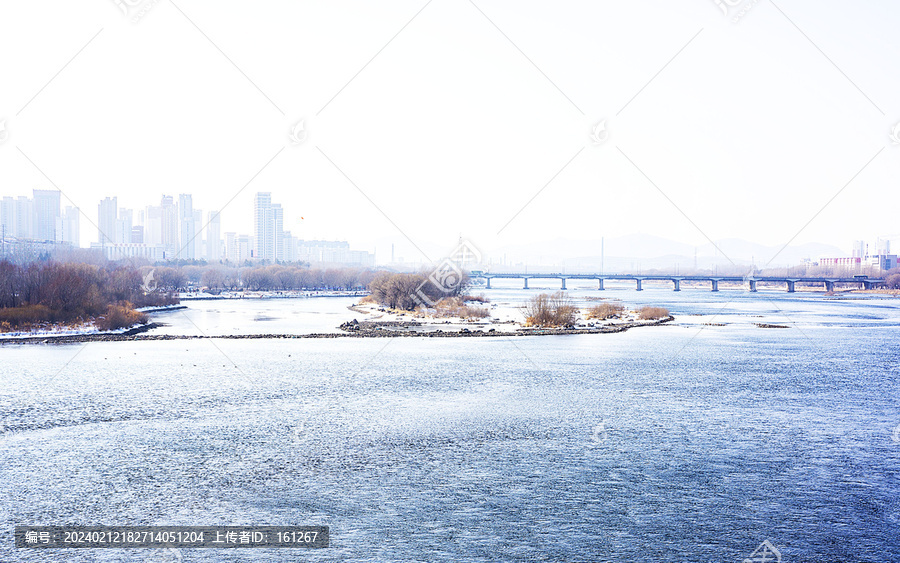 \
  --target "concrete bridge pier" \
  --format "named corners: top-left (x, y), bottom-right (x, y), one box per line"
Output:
top-left (786, 280), bottom-right (796, 293)
top-left (672, 279), bottom-right (681, 291)
top-left (485, 277), bottom-right (492, 289)
top-left (560, 278), bottom-right (567, 290)
top-left (749, 280), bottom-right (757, 292)
top-left (636, 279), bottom-right (643, 291)
top-left (824, 280), bottom-right (834, 292)
top-left (597, 278), bottom-right (605, 291)
top-left (711, 279), bottom-right (719, 292)
top-left (523, 278), bottom-right (529, 290)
